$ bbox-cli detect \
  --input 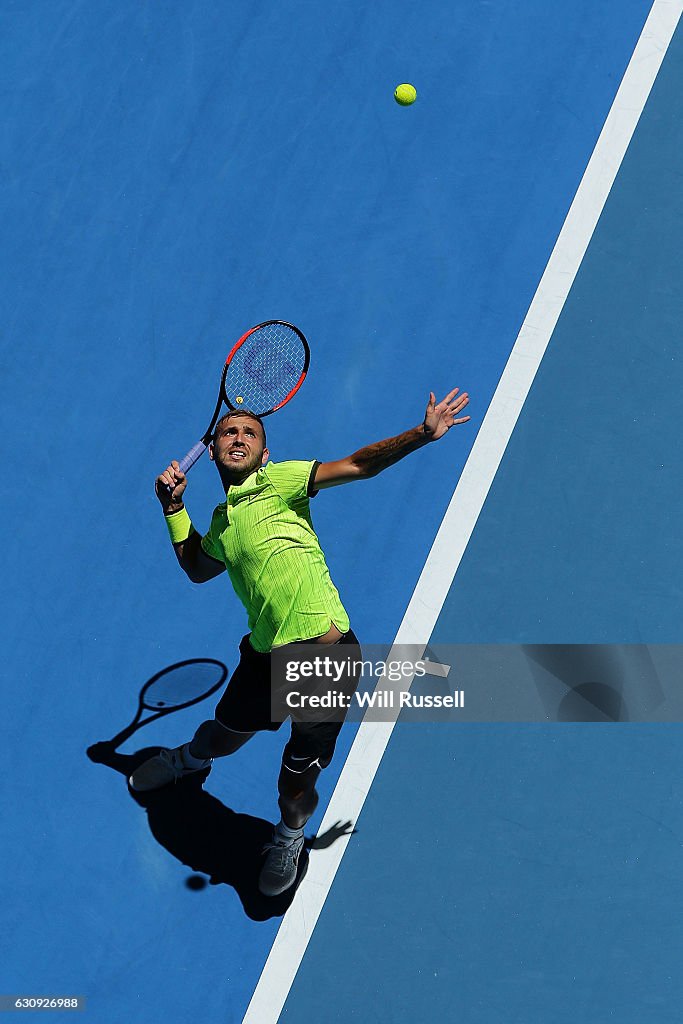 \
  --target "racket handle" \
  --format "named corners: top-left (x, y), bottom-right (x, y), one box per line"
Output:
top-left (178, 441), bottom-right (208, 475)
top-left (166, 441), bottom-right (208, 492)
